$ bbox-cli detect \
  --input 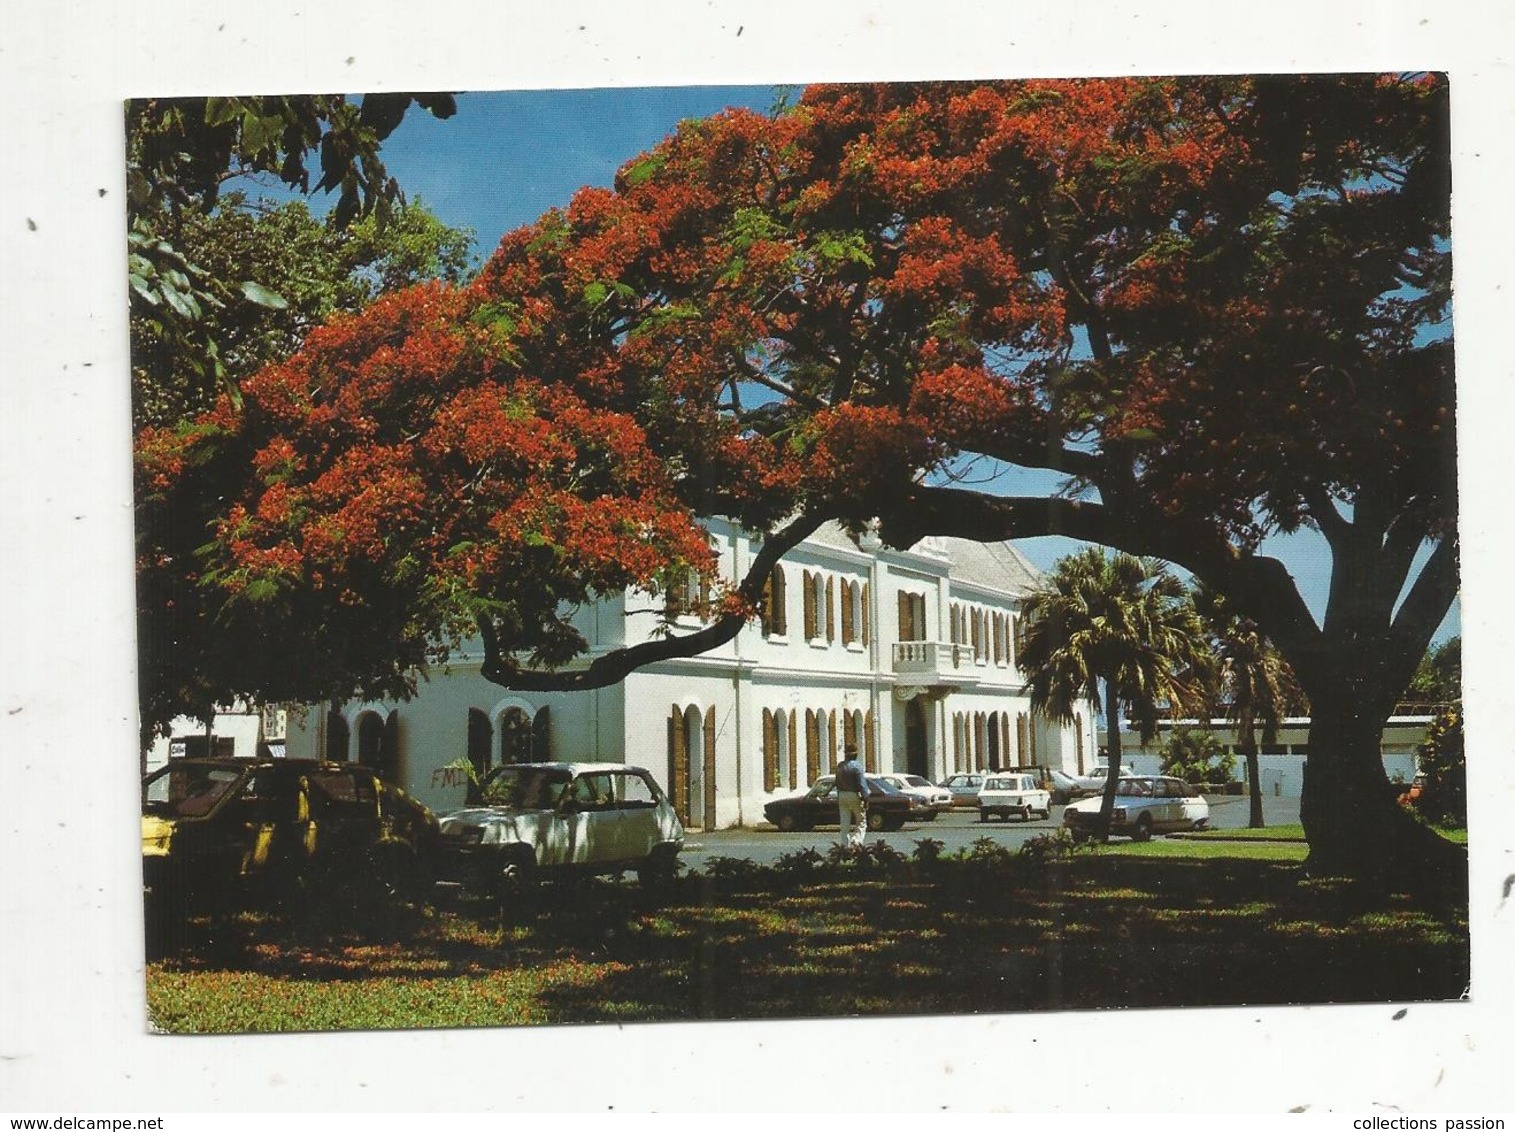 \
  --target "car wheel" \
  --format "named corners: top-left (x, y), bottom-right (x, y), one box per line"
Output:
top-left (866, 809), bottom-right (886, 832)
top-left (1070, 828), bottom-right (1090, 844)
top-left (776, 813), bottom-right (799, 833)
top-left (495, 848), bottom-right (538, 908)
top-left (978, 810), bottom-right (988, 823)
top-left (1131, 816), bottom-right (1154, 842)
top-left (1019, 806), bottom-right (1031, 822)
